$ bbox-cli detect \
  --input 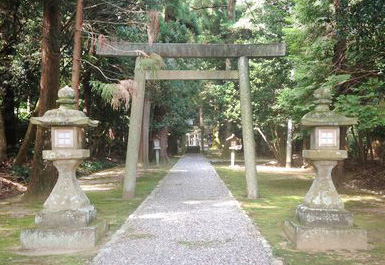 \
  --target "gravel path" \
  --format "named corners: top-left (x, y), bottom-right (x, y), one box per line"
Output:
top-left (92, 155), bottom-right (274, 265)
